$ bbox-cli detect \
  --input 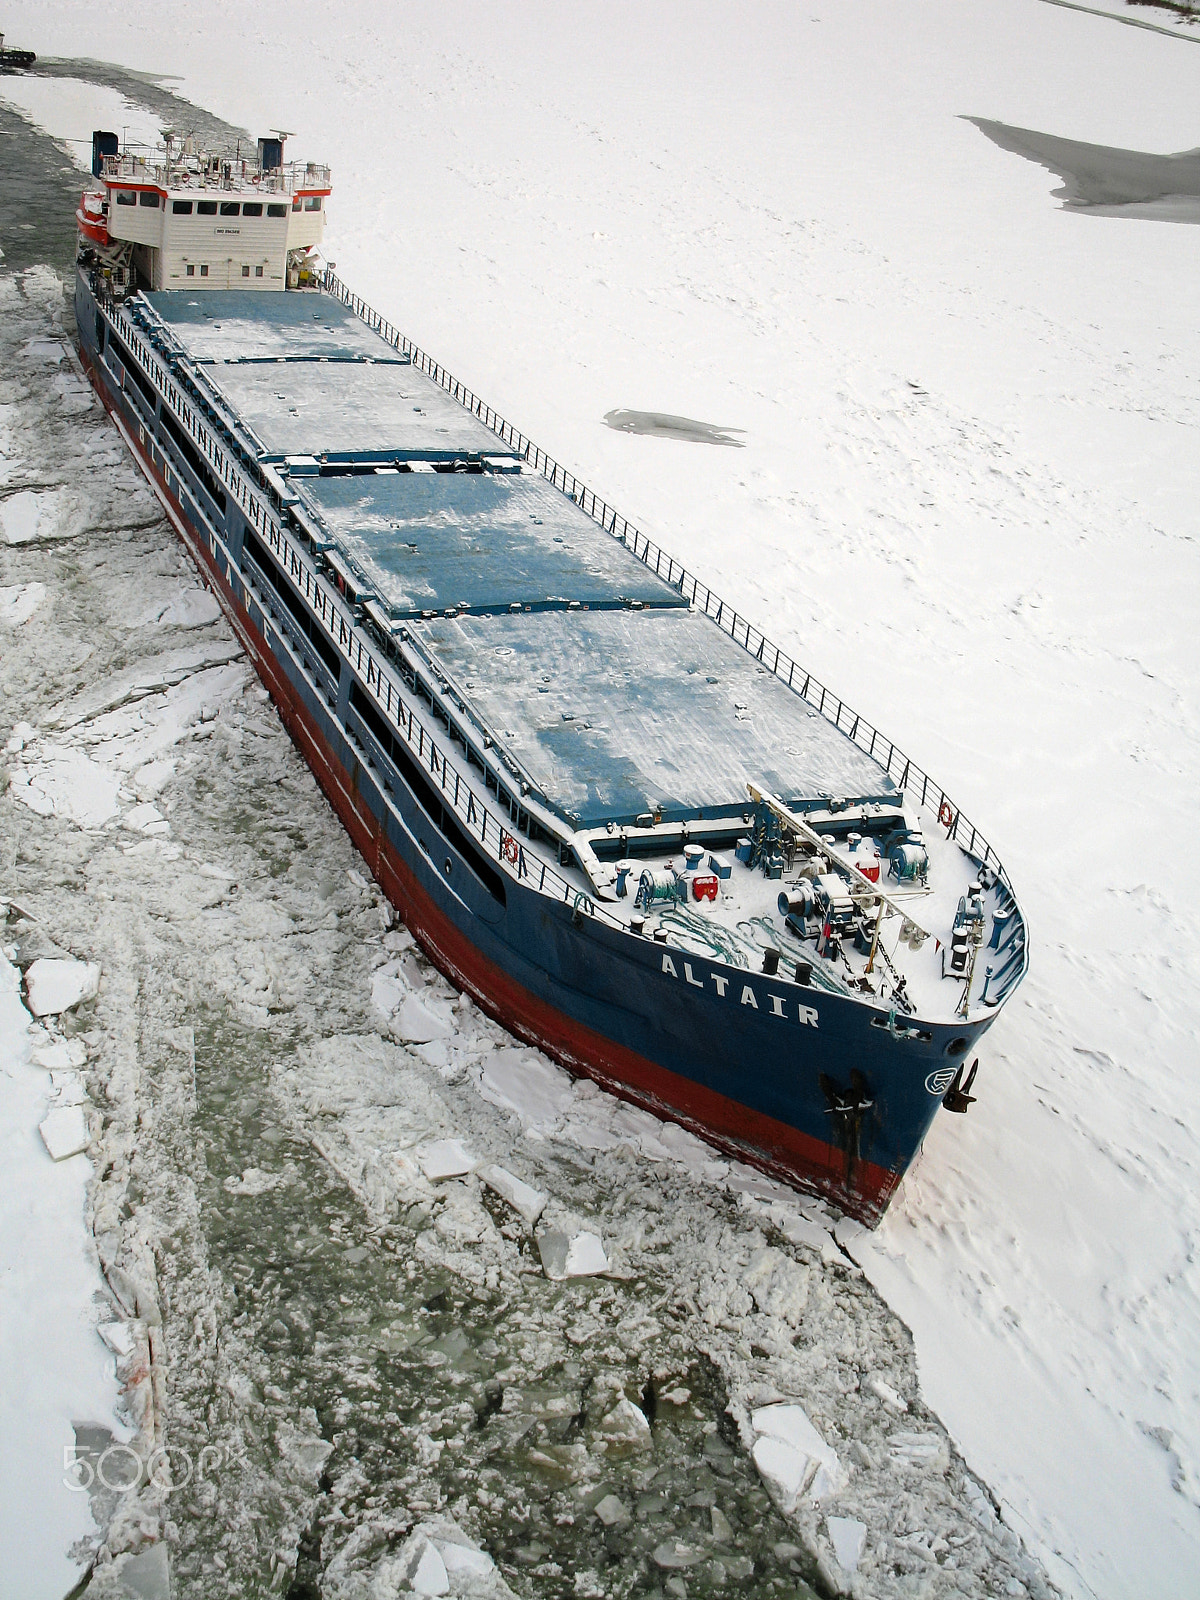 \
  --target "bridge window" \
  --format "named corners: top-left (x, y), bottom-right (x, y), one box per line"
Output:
top-left (197, 200), bottom-right (217, 216)
top-left (242, 201), bottom-right (263, 218)
top-left (172, 199), bottom-right (193, 215)
top-left (303, 196), bottom-right (322, 212)
top-left (115, 190), bottom-right (136, 206)
top-left (139, 191), bottom-right (160, 208)
top-left (267, 203), bottom-right (287, 218)
top-left (220, 201), bottom-right (240, 217)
